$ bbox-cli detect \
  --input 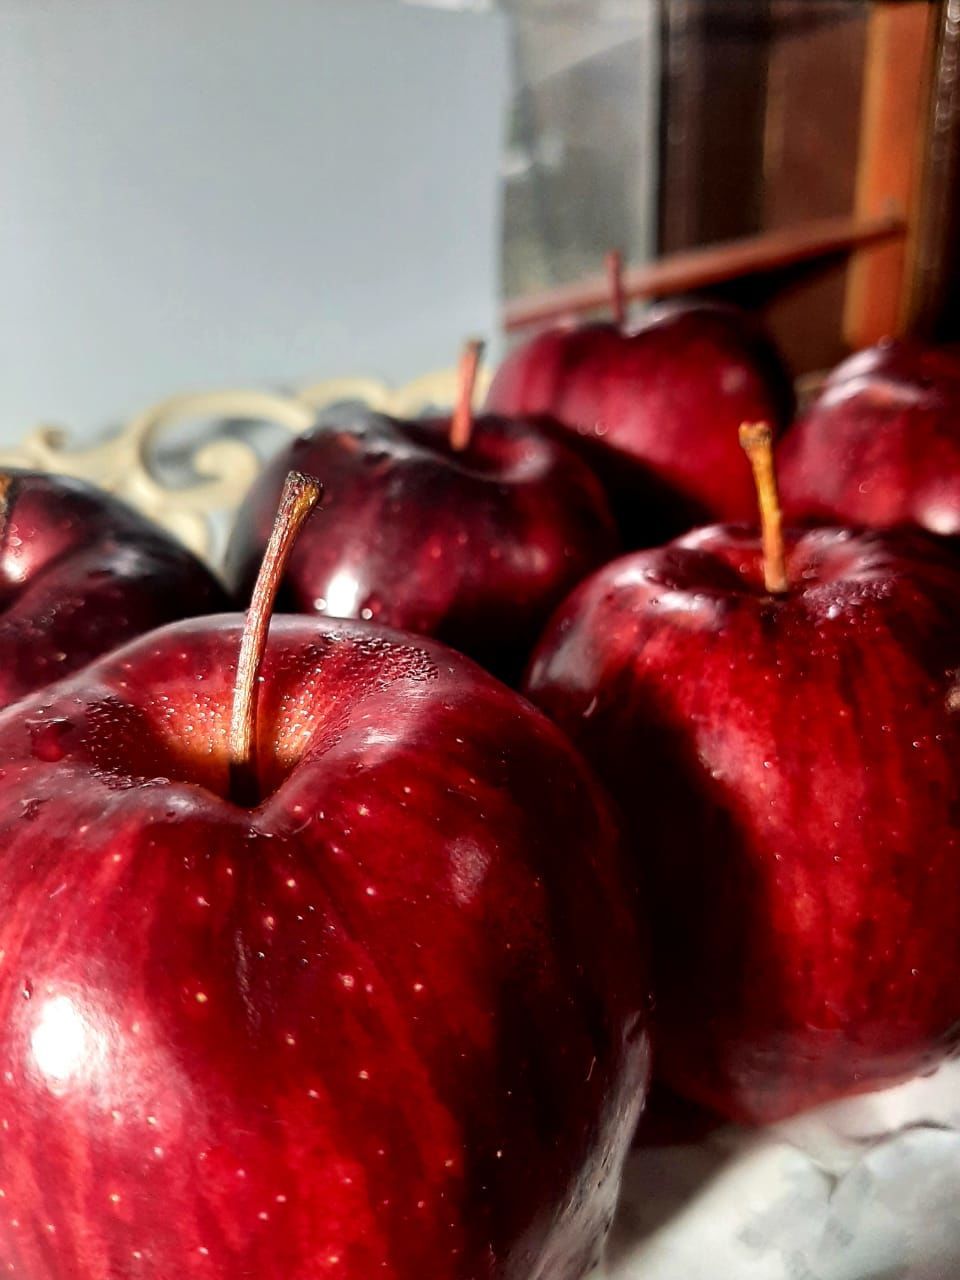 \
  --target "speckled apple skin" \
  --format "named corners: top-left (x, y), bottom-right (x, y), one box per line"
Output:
top-left (0, 615), bottom-right (651, 1278)
top-left (526, 525), bottom-right (960, 1123)
top-left (485, 302), bottom-right (794, 548)
top-left (0, 469), bottom-right (228, 708)
top-left (224, 413), bottom-right (618, 685)
top-left (779, 338), bottom-right (960, 539)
